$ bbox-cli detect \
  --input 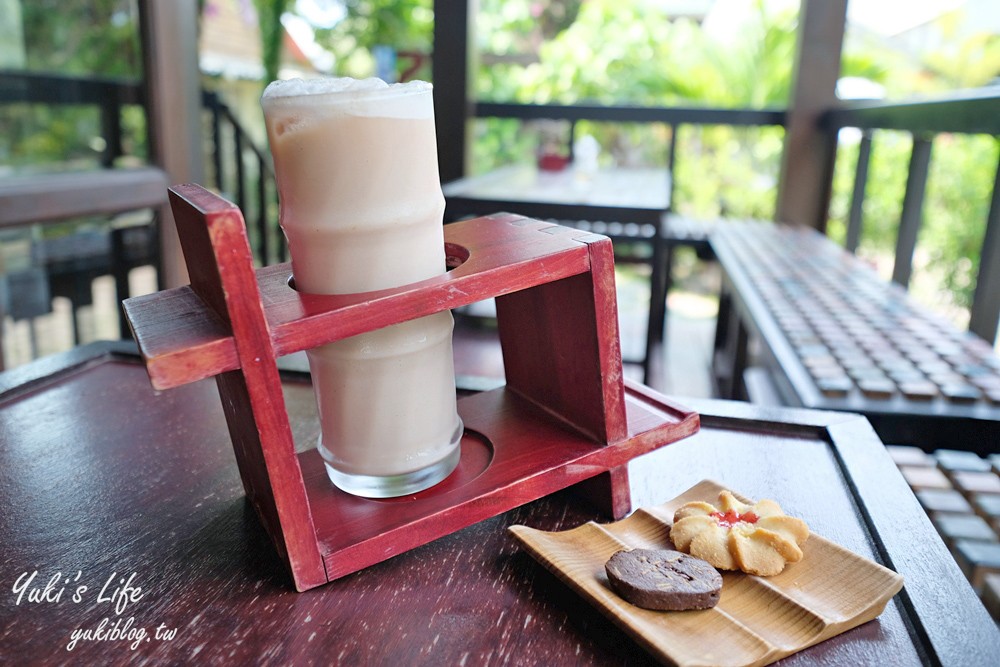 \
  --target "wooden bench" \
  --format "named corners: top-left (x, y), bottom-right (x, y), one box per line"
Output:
top-left (709, 220), bottom-right (1000, 452)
